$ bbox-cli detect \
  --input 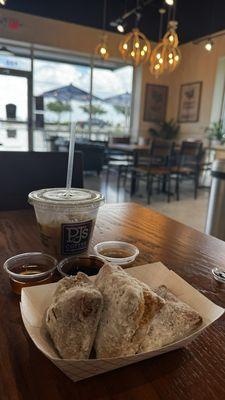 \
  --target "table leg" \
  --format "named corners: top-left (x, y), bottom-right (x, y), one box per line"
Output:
top-left (130, 150), bottom-right (138, 196)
